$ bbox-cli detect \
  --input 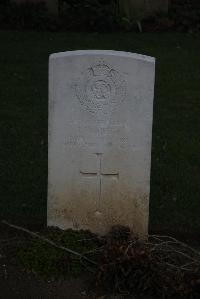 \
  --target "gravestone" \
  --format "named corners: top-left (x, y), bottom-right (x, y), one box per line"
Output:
top-left (48, 50), bottom-right (155, 237)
